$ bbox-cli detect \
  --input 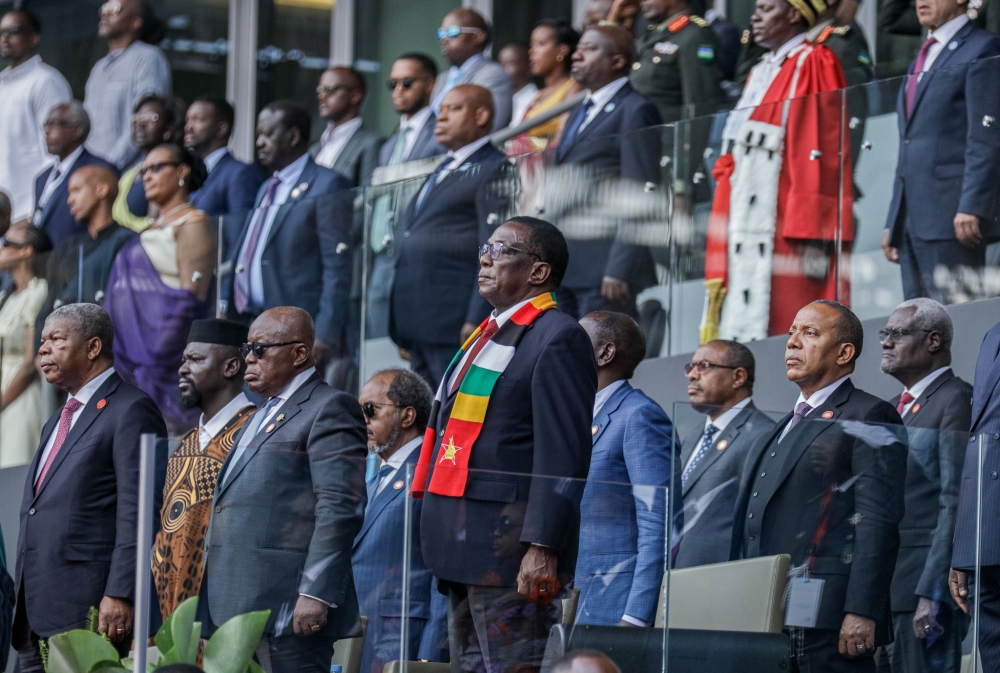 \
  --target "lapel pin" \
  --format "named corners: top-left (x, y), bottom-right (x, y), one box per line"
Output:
top-left (591, 425), bottom-right (599, 436)
top-left (336, 242), bottom-right (348, 254)
top-left (266, 423), bottom-right (276, 433)
top-left (290, 182), bottom-right (309, 199)
top-left (276, 414), bottom-right (285, 422)
top-left (948, 41), bottom-right (958, 50)
top-left (716, 439), bottom-right (728, 451)
top-left (604, 102), bottom-right (616, 113)
top-left (393, 480), bottom-right (405, 491)
top-left (912, 403), bottom-right (921, 414)
top-left (96, 399), bottom-right (107, 410)
top-left (822, 410), bottom-right (834, 419)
